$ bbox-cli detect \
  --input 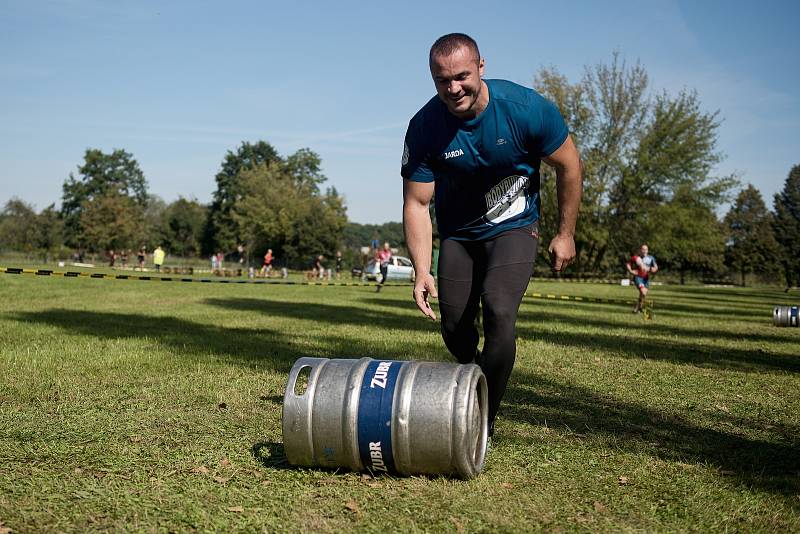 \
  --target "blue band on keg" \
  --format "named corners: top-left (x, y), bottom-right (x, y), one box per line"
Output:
top-left (792, 306), bottom-right (798, 327)
top-left (357, 360), bottom-right (402, 474)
